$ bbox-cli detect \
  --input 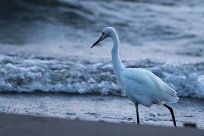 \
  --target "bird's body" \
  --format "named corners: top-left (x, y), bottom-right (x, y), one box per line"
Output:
top-left (120, 68), bottom-right (178, 107)
top-left (91, 27), bottom-right (179, 126)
